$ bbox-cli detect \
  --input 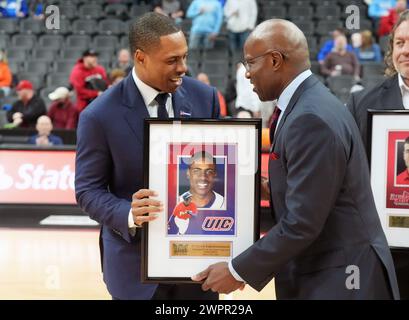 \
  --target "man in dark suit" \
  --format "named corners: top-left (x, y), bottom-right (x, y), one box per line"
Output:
top-left (75, 12), bottom-right (220, 300)
top-left (347, 10), bottom-right (409, 299)
top-left (193, 19), bottom-right (400, 299)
